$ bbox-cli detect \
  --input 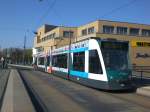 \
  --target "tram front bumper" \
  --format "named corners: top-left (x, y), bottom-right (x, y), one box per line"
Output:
top-left (108, 79), bottom-right (133, 90)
